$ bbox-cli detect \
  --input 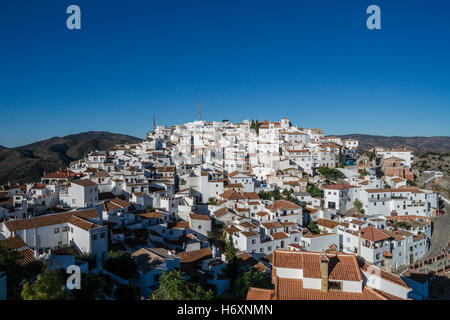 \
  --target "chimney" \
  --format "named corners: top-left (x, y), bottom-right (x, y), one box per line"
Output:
top-left (383, 251), bottom-right (392, 273)
top-left (320, 253), bottom-right (329, 293)
top-left (357, 231), bottom-right (362, 256)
